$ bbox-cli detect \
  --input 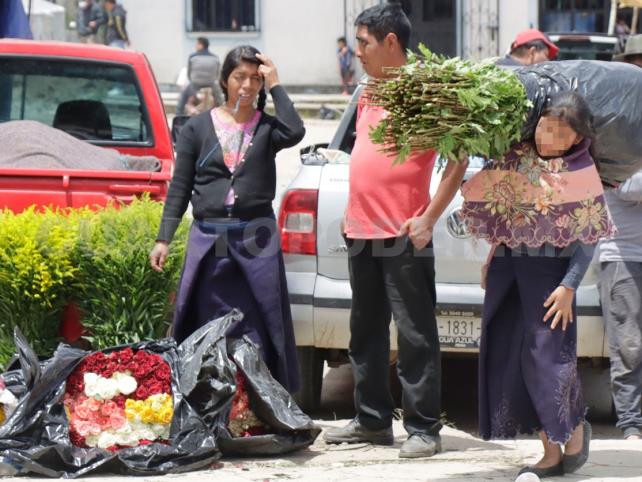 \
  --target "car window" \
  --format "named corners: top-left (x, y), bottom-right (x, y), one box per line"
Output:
top-left (0, 57), bottom-right (151, 144)
top-left (554, 40), bottom-right (616, 61)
